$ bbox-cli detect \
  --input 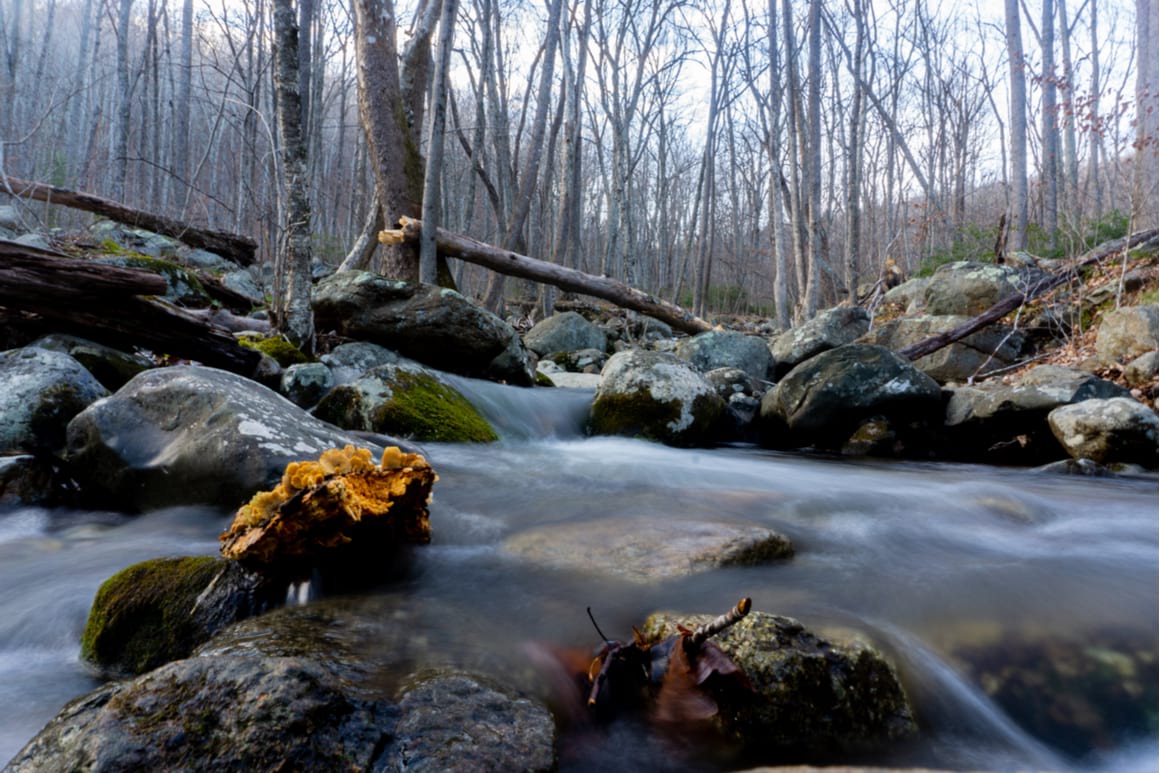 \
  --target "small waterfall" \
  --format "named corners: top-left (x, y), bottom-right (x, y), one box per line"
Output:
top-left (443, 374), bottom-right (594, 441)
